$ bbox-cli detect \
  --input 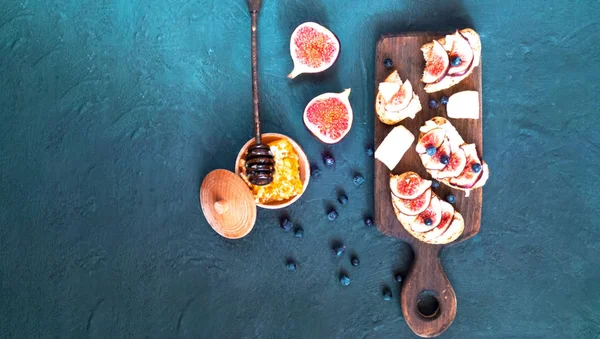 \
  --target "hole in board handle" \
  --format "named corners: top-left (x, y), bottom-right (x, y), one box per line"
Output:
top-left (417, 291), bottom-right (440, 319)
